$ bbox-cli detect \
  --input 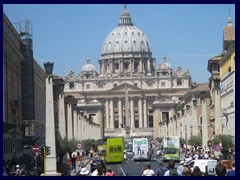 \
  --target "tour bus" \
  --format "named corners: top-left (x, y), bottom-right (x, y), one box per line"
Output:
top-left (97, 144), bottom-right (106, 160)
top-left (162, 136), bottom-right (180, 162)
top-left (132, 138), bottom-right (150, 161)
top-left (105, 137), bottom-right (124, 163)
